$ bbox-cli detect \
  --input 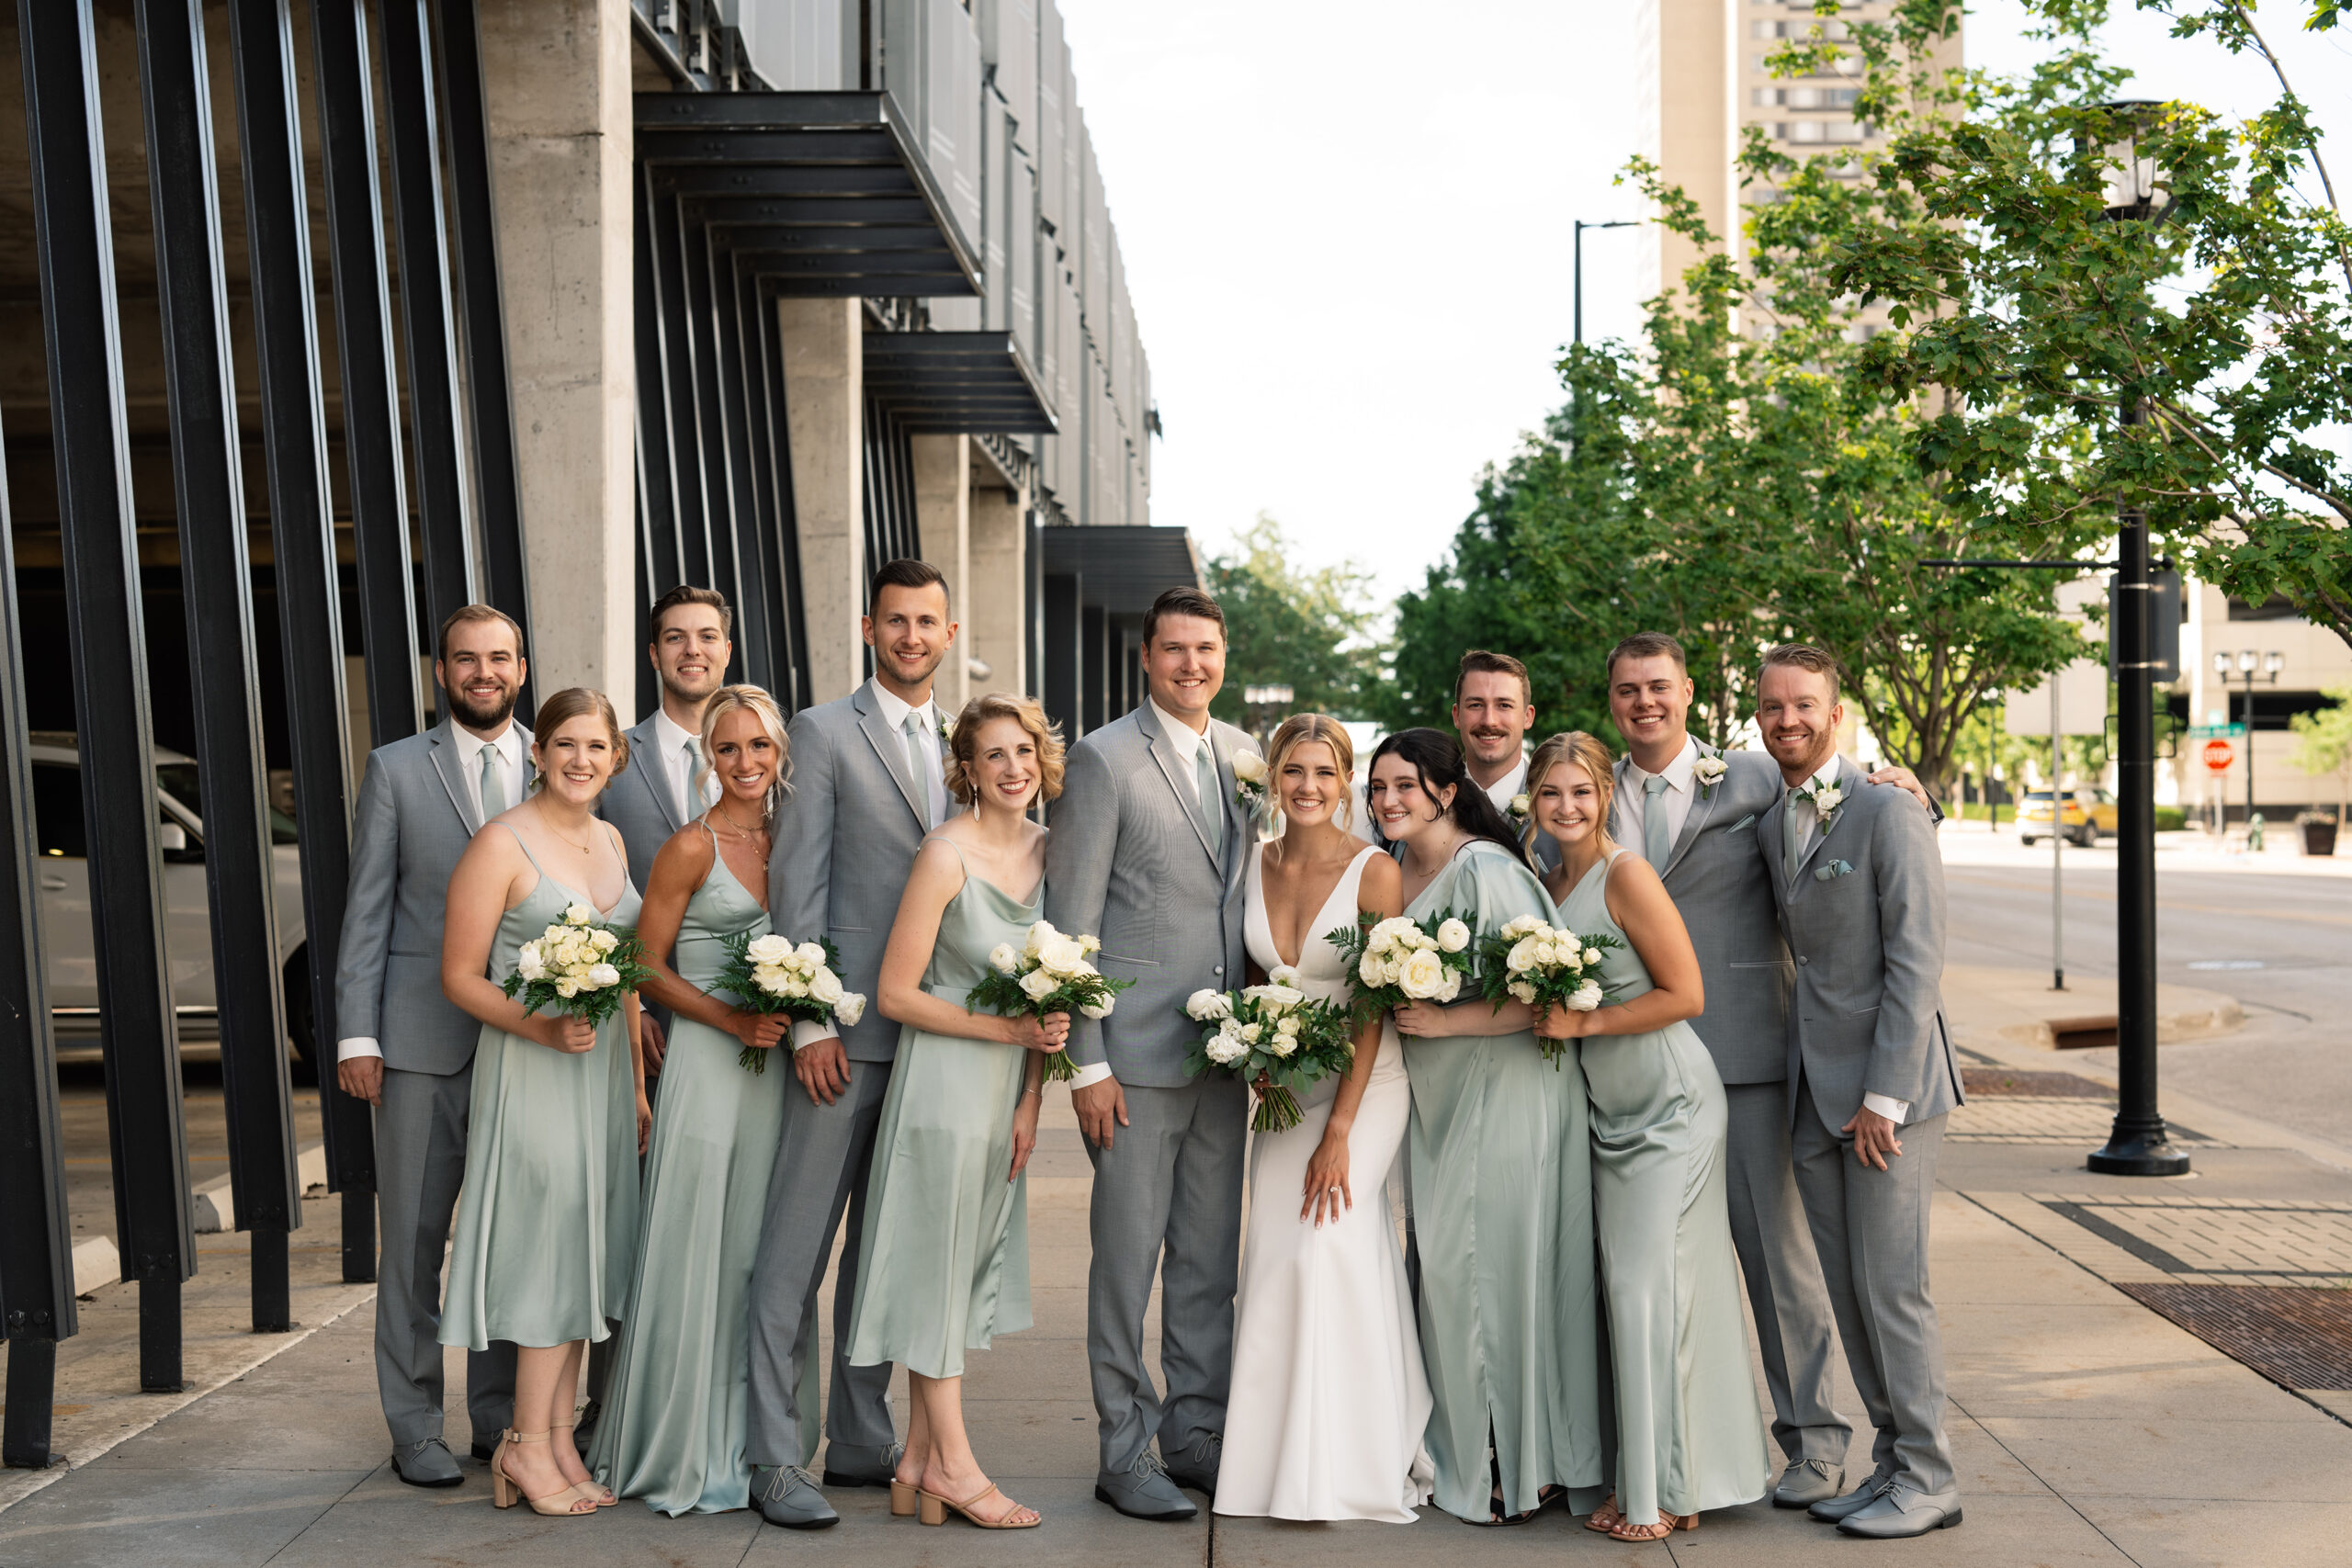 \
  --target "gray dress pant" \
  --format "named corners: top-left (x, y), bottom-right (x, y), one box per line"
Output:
top-left (374, 1064), bottom-right (514, 1447)
top-left (743, 1061), bottom-right (898, 1468)
top-left (1789, 1081), bottom-right (1955, 1494)
top-left (1723, 1080), bottom-right (1852, 1466)
top-left (1084, 1076), bottom-right (1246, 1475)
